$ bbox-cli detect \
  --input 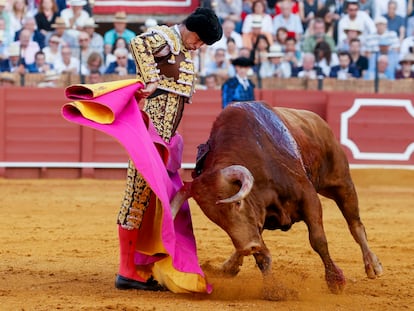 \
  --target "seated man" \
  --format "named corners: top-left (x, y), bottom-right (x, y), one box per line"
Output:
top-left (291, 52), bottom-right (324, 79)
top-left (104, 47), bottom-right (136, 75)
top-left (329, 51), bottom-right (360, 79)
